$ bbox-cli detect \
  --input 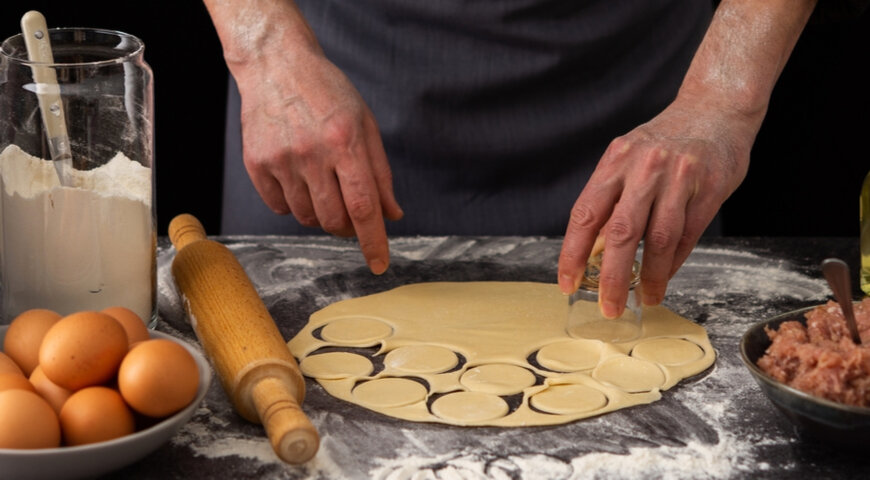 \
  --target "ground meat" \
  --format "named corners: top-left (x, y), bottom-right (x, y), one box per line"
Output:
top-left (758, 298), bottom-right (870, 407)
